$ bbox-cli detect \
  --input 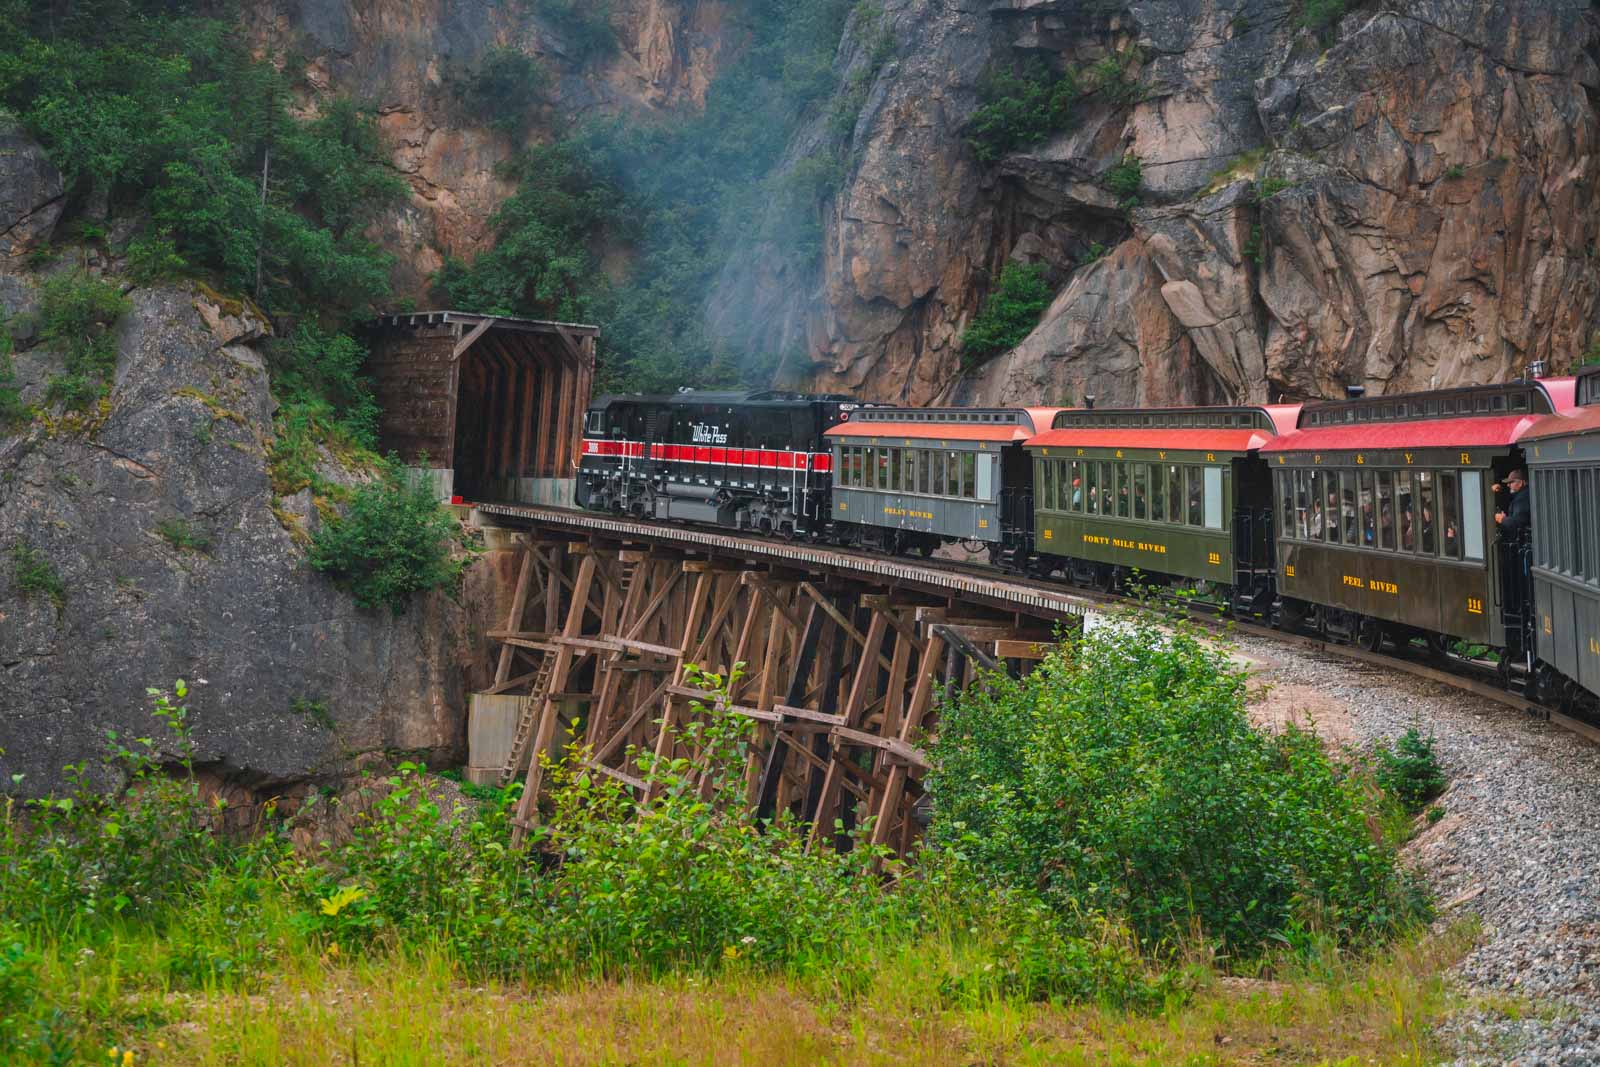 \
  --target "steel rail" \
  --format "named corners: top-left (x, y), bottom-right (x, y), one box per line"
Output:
top-left (473, 502), bottom-right (1600, 747)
